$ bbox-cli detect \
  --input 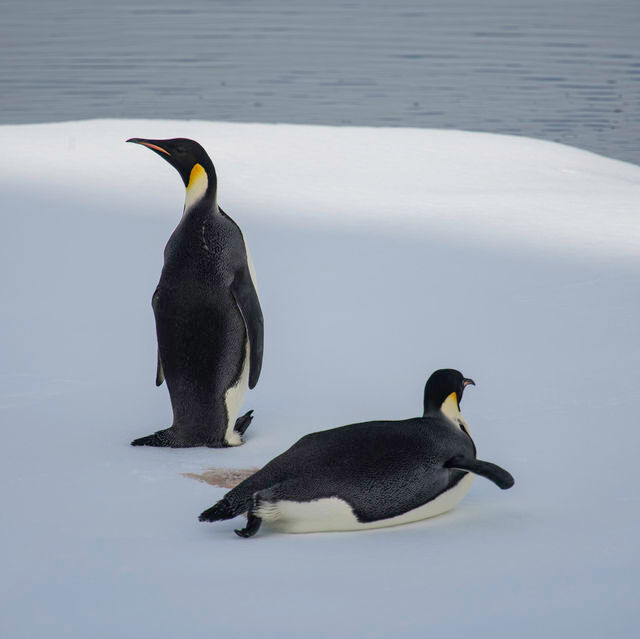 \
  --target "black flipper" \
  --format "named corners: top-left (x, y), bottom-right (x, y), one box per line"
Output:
top-left (155, 349), bottom-right (164, 387)
top-left (199, 498), bottom-right (235, 522)
top-left (234, 410), bottom-right (254, 436)
top-left (231, 266), bottom-right (264, 389)
top-left (235, 512), bottom-right (262, 538)
top-left (151, 286), bottom-right (165, 387)
top-left (446, 455), bottom-right (515, 489)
